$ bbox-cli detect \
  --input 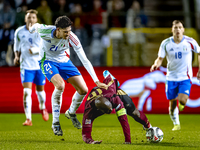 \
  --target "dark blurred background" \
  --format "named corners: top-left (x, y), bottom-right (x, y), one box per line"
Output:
top-left (0, 0), bottom-right (199, 67)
